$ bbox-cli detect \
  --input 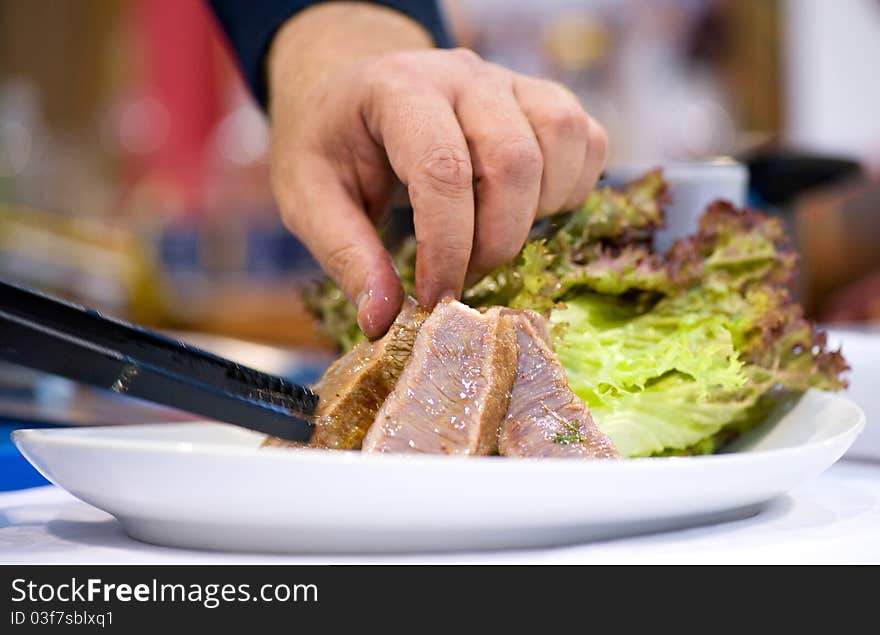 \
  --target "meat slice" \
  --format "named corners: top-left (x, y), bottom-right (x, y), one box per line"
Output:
top-left (499, 307), bottom-right (552, 346)
top-left (263, 297), bottom-right (428, 450)
top-left (362, 299), bottom-right (517, 455)
top-left (499, 310), bottom-right (618, 459)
